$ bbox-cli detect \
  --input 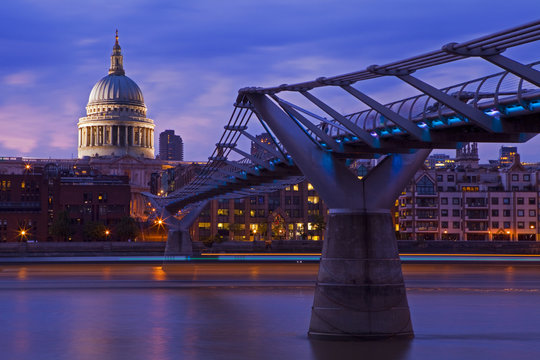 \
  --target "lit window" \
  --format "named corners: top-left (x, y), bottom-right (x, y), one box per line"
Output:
top-left (198, 222), bottom-right (211, 229)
